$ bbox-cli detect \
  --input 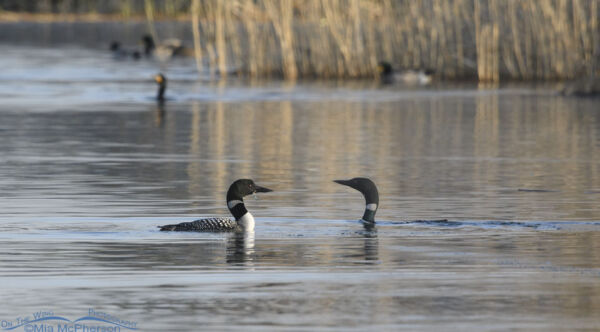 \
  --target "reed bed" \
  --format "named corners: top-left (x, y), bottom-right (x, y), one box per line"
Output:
top-left (2, 0), bottom-right (598, 81)
top-left (177, 0), bottom-right (598, 81)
